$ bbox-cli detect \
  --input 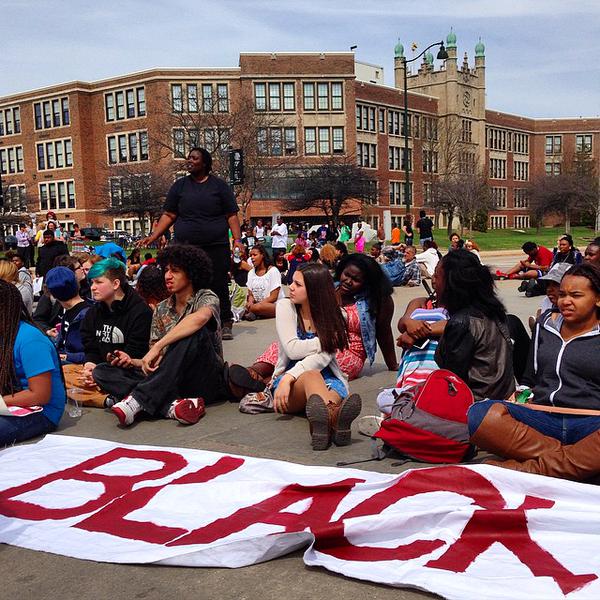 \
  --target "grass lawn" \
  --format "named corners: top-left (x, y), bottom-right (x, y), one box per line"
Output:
top-left (431, 226), bottom-right (598, 252)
